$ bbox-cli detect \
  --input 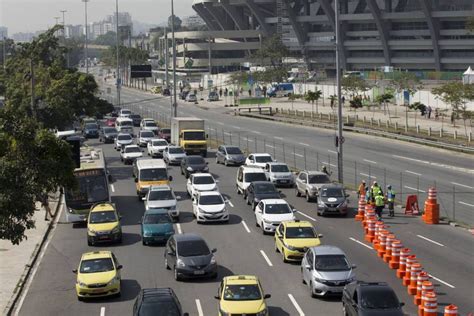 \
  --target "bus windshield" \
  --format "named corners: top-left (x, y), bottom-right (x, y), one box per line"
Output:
top-left (65, 170), bottom-right (109, 210)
